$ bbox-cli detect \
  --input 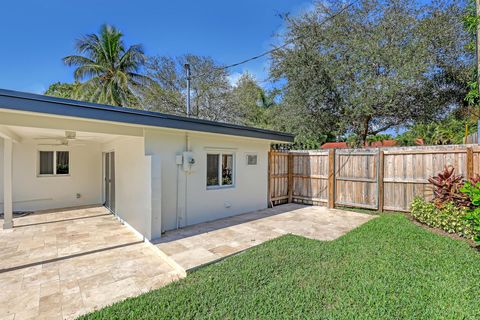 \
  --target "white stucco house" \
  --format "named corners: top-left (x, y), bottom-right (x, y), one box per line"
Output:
top-left (0, 89), bottom-right (293, 240)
